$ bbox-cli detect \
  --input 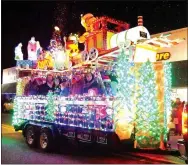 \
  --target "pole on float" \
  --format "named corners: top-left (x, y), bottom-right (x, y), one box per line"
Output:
top-left (138, 16), bottom-right (143, 26)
